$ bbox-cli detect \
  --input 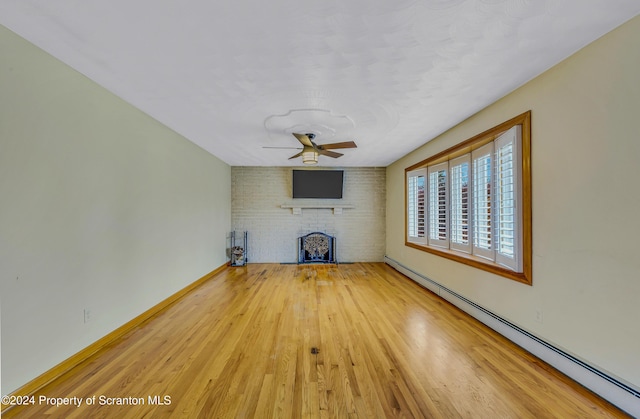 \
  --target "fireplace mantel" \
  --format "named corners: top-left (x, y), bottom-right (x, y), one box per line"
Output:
top-left (281, 204), bottom-right (354, 215)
